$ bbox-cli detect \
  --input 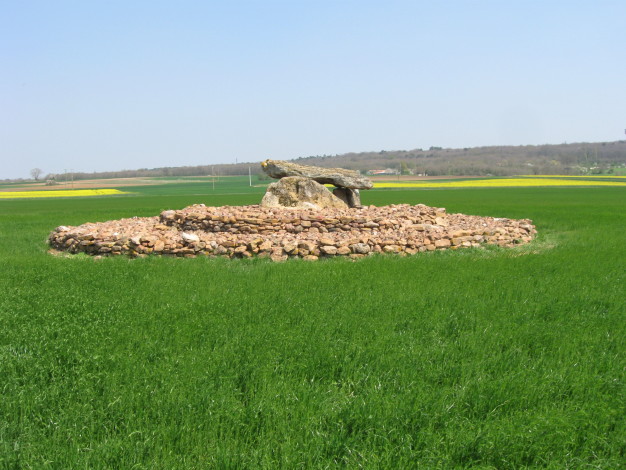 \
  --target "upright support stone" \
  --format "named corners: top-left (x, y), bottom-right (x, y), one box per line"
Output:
top-left (332, 187), bottom-right (361, 208)
top-left (261, 176), bottom-right (348, 210)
